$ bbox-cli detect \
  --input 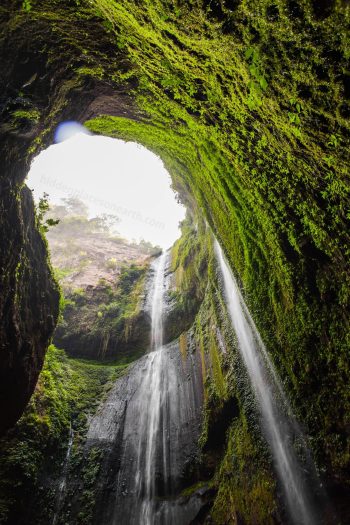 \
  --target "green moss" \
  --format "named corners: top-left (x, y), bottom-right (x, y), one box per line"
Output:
top-left (208, 331), bottom-right (227, 400)
top-left (22, 0), bottom-right (32, 13)
top-left (76, 65), bottom-right (104, 79)
top-left (75, 446), bottom-right (104, 524)
top-left (54, 266), bottom-right (75, 281)
top-left (1, 0), bottom-right (349, 520)
top-left (170, 215), bottom-right (210, 303)
top-left (181, 479), bottom-right (213, 498)
top-left (212, 420), bottom-right (277, 525)
top-left (0, 345), bottom-right (123, 523)
top-left (12, 108), bottom-right (40, 123)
